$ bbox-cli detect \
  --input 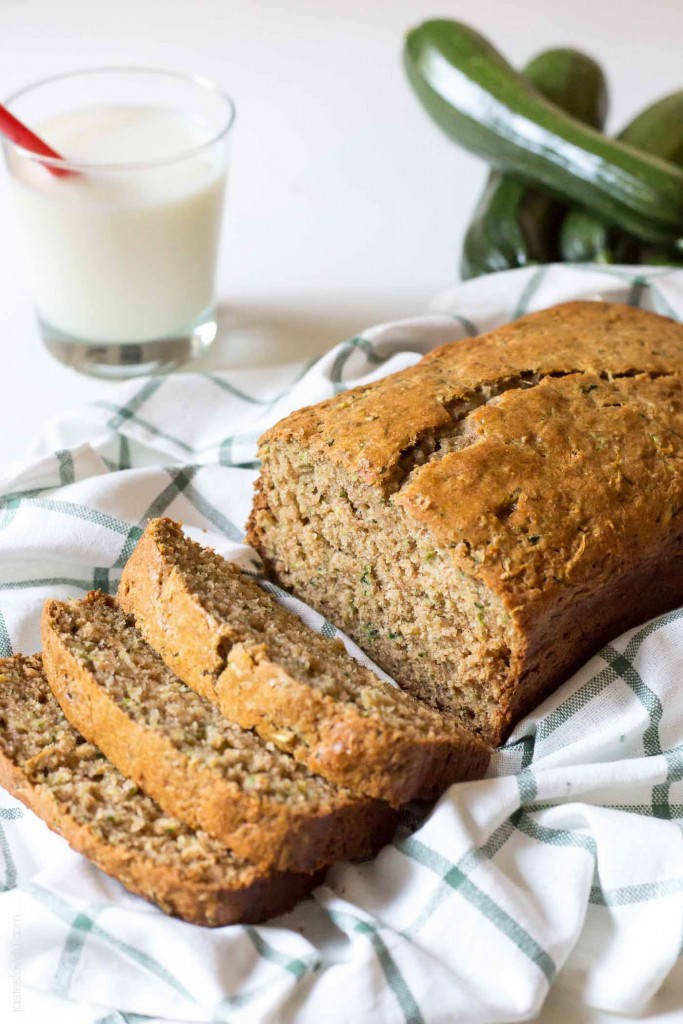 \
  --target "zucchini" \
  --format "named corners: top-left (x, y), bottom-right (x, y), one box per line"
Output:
top-left (560, 91), bottom-right (683, 263)
top-left (404, 20), bottom-right (683, 244)
top-left (462, 48), bottom-right (608, 279)
top-left (622, 91), bottom-right (683, 167)
top-left (521, 48), bottom-right (608, 130)
top-left (559, 209), bottom-right (613, 263)
top-left (638, 246), bottom-right (683, 267)
top-left (460, 177), bottom-right (560, 279)
top-left (559, 208), bottom-right (640, 263)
